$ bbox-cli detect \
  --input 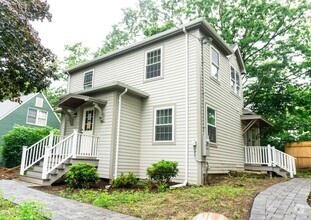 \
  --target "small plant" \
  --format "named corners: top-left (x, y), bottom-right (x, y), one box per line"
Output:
top-left (157, 182), bottom-right (169, 193)
top-left (65, 163), bottom-right (99, 189)
top-left (146, 160), bottom-right (179, 184)
top-left (112, 172), bottom-right (138, 188)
